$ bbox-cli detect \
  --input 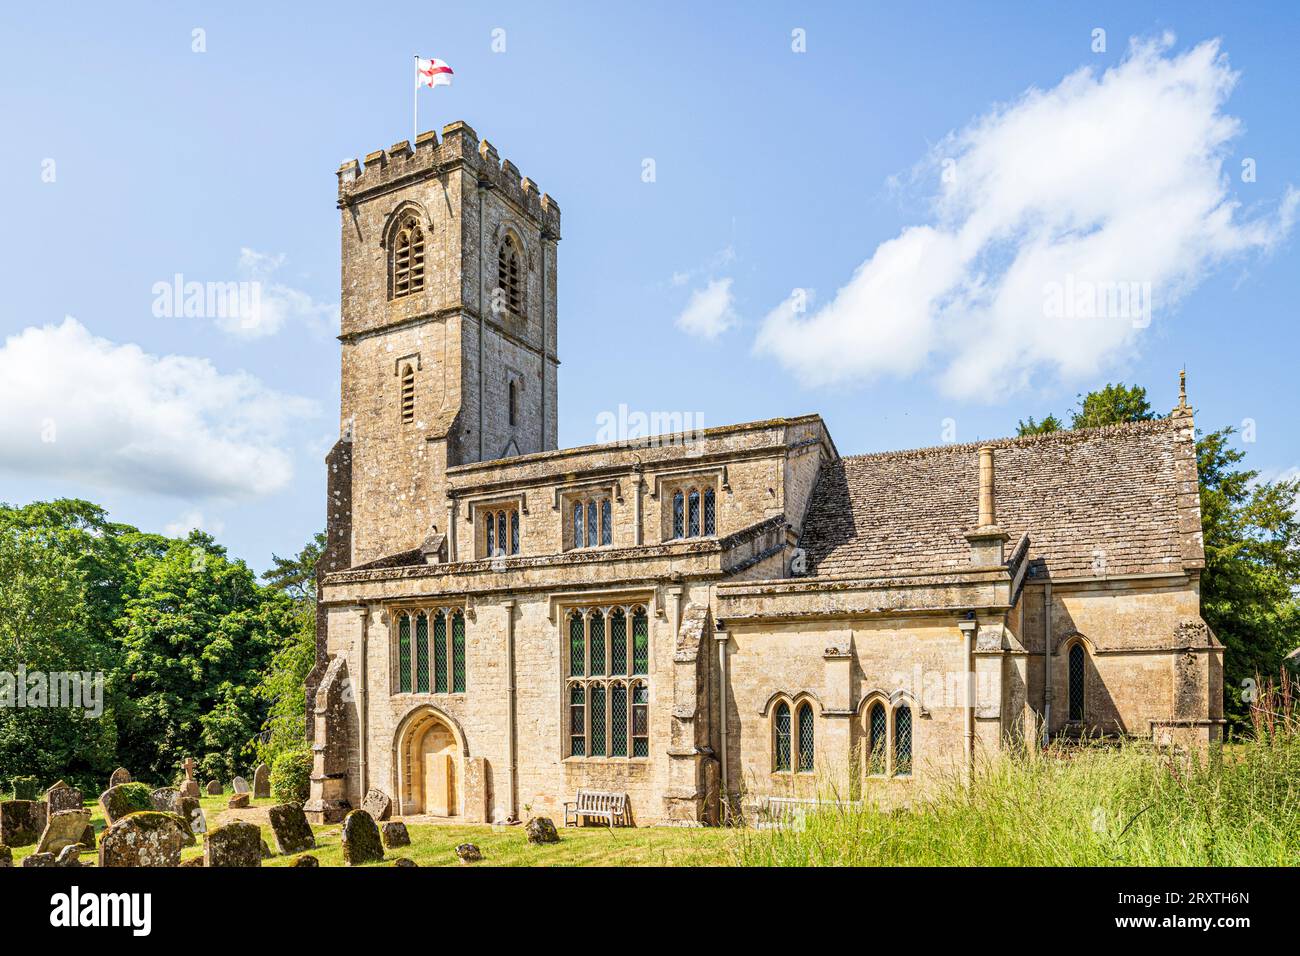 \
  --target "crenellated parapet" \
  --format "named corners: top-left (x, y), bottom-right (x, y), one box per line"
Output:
top-left (336, 120), bottom-right (561, 238)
